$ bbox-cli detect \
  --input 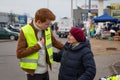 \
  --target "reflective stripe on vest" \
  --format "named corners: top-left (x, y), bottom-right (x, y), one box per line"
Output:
top-left (20, 24), bottom-right (38, 70)
top-left (45, 27), bottom-right (54, 64)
